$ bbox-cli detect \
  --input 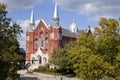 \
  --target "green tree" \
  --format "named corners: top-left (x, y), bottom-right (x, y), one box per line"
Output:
top-left (69, 32), bottom-right (105, 79)
top-left (50, 41), bottom-right (76, 73)
top-left (0, 4), bottom-right (22, 80)
top-left (94, 18), bottom-right (120, 77)
top-left (69, 18), bottom-right (120, 80)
